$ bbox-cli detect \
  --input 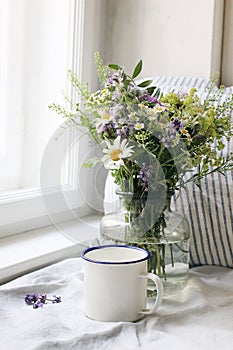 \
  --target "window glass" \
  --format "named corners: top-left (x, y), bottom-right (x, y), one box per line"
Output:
top-left (0, 0), bottom-right (71, 193)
